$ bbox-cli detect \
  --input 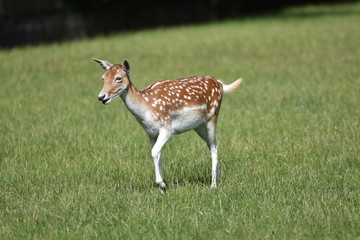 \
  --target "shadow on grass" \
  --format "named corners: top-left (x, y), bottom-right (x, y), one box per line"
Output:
top-left (107, 165), bottom-right (212, 192)
top-left (166, 161), bottom-right (214, 188)
top-left (169, 174), bottom-right (212, 188)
